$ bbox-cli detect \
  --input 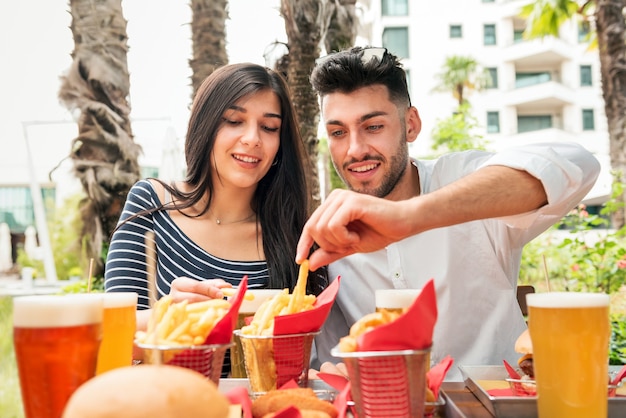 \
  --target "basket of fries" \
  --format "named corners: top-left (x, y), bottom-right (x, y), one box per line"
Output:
top-left (330, 279), bottom-right (441, 418)
top-left (137, 341), bottom-right (232, 383)
top-left (332, 347), bottom-right (431, 418)
top-left (236, 261), bottom-right (340, 394)
top-left (135, 278), bottom-right (248, 384)
top-left (235, 330), bottom-right (319, 393)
